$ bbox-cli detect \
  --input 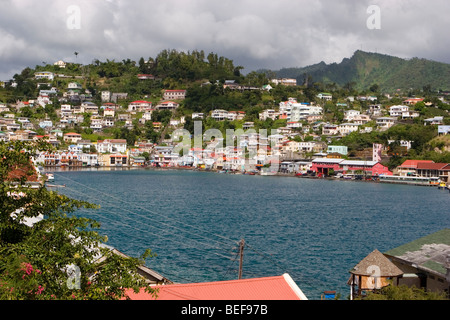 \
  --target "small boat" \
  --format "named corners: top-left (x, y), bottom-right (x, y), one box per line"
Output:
top-left (438, 182), bottom-right (446, 189)
top-left (45, 173), bottom-right (54, 181)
